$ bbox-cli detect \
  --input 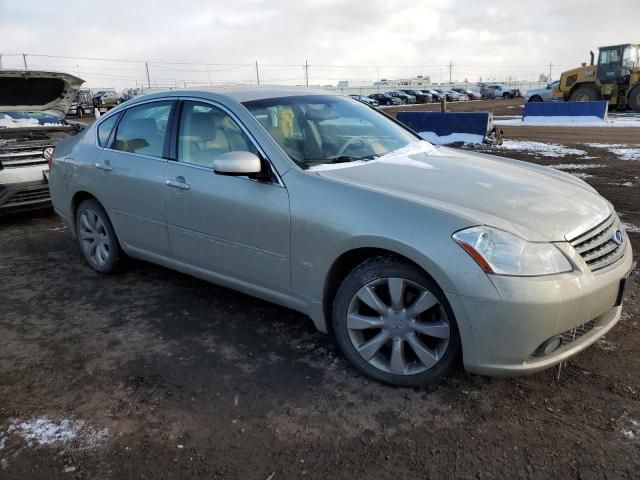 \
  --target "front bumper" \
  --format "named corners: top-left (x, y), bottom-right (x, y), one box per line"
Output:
top-left (0, 165), bottom-right (51, 214)
top-left (449, 239), bottom-right (635, 376)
